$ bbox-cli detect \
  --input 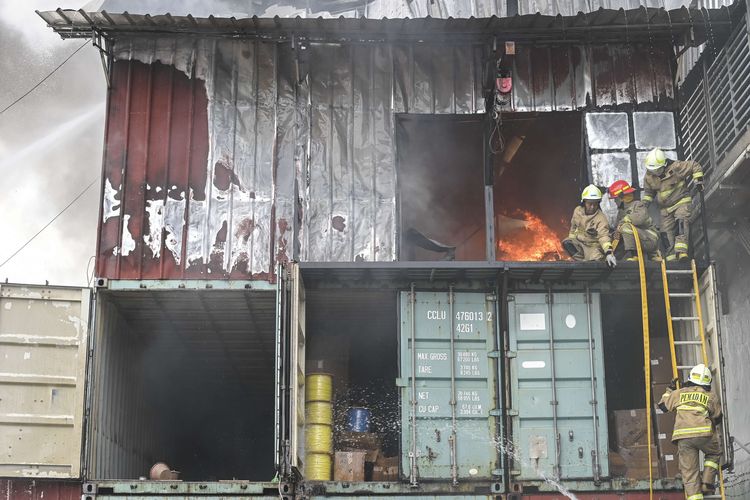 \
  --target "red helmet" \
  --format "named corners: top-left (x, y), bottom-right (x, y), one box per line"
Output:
top-left (608, 180), bottom-right (636, 198)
